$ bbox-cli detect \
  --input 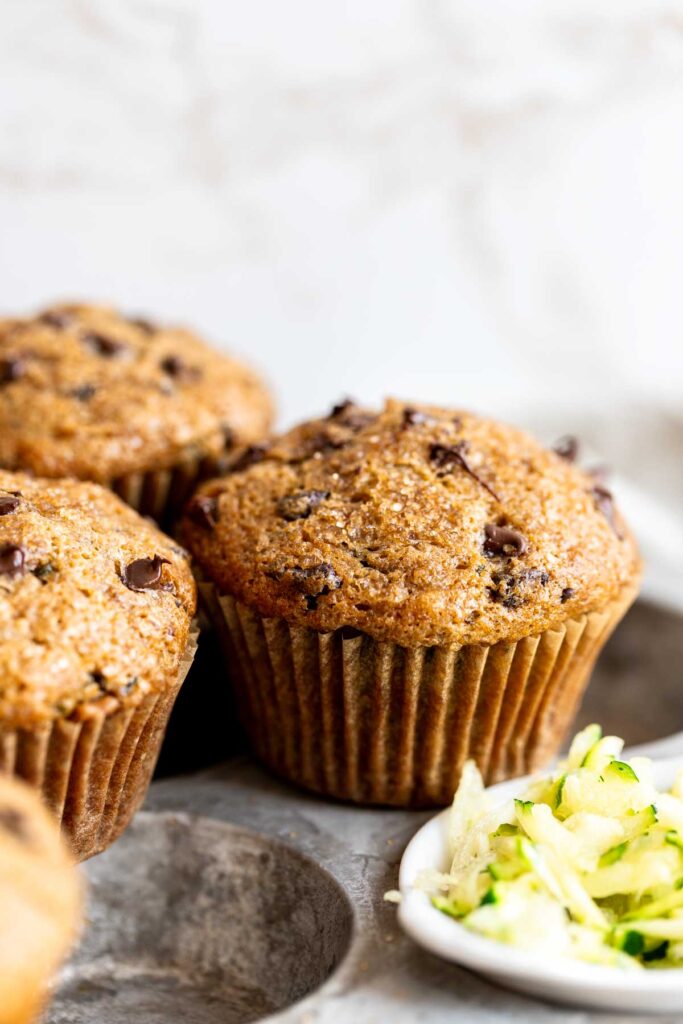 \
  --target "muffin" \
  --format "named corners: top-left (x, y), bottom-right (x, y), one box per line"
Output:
top-left (0, 773), bottom-right (82, 1024)
top-left (0, 470), bottom-right (197, 858)
top-left (0, 303), bottom-right (273, 525)
top-left (182, 399), bottom-right (640, 807)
